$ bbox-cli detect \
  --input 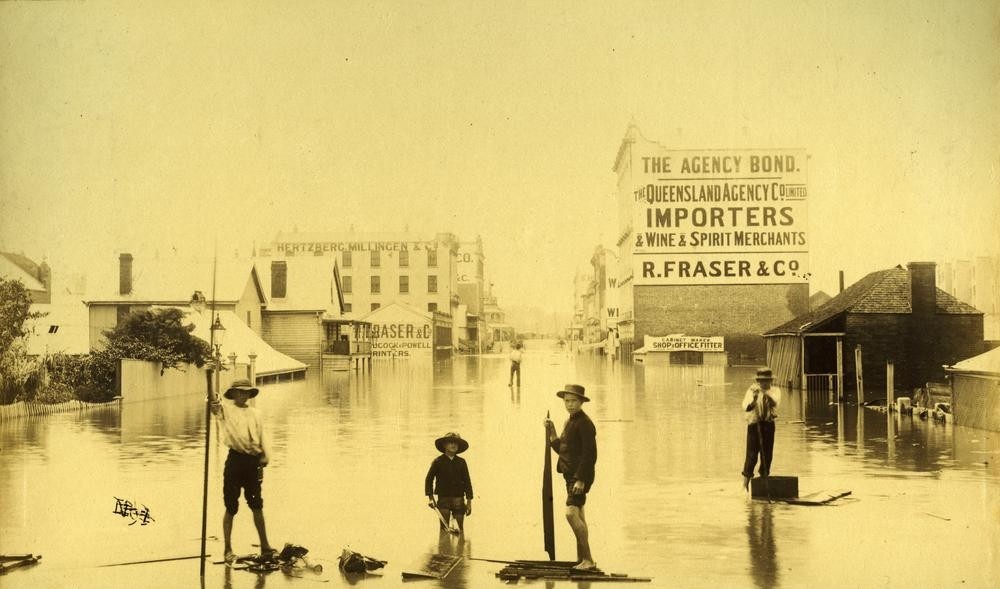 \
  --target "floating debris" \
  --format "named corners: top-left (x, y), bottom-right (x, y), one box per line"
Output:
top-left (494, 560), bottom-right (651, 583)
top-left (338, 548), bottom-right (386, 574)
